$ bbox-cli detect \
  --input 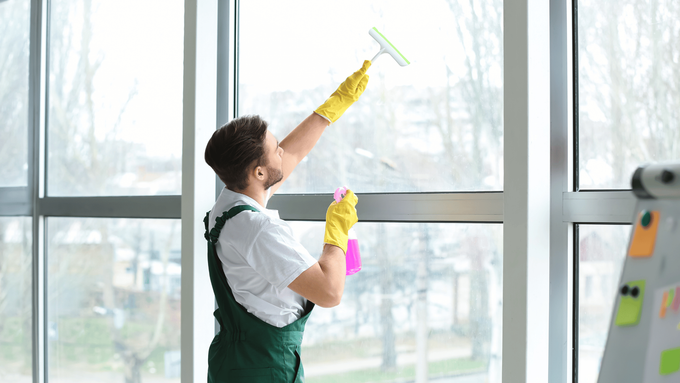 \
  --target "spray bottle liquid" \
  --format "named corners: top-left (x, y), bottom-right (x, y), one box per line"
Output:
top-left (334, 186), bottom-right (362, 275)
